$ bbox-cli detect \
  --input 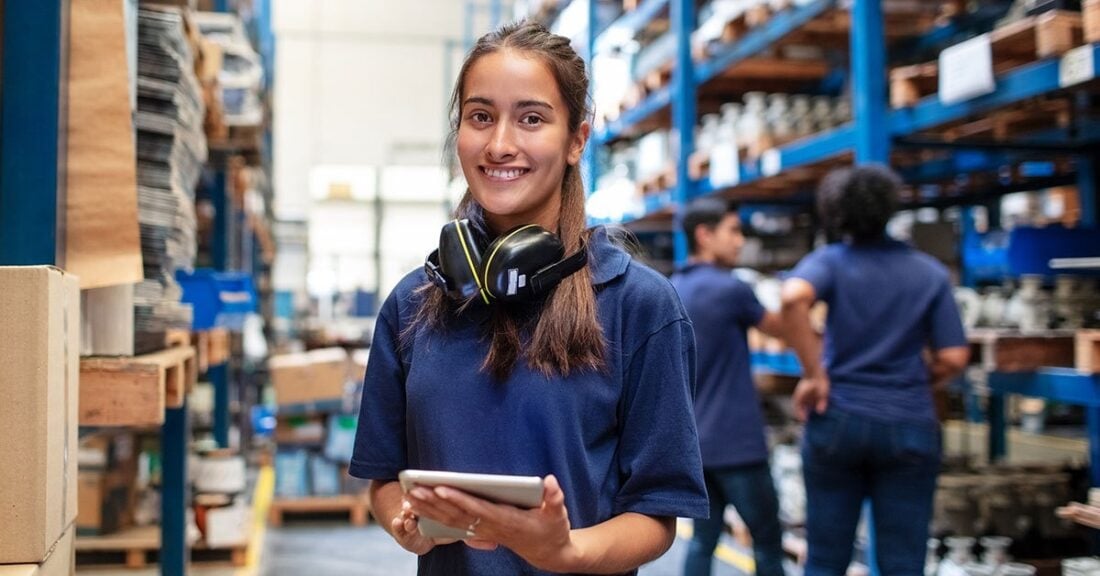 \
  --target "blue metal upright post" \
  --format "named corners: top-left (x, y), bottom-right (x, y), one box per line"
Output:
top-left (670, 0), bottom-right (696, 266)
top-left (851, 0), bottom-right (889, 165)
top-left (211, 363), bottom-right (230, 448)
top-left (583, 0), bottom-right (599, 196)
top-left (0, 0), bottom-right (69, 266)
top-left (161, 401), bottom-right (190, 576)
top-left (850, 2), bottom-right (888, 572)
